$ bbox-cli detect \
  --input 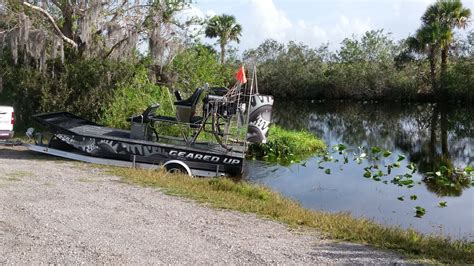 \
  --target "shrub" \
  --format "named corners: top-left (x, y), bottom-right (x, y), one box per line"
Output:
top-left (100, 66), bottom-right (175, 129)
top-left (0, 53), bottom-right (137, 128)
